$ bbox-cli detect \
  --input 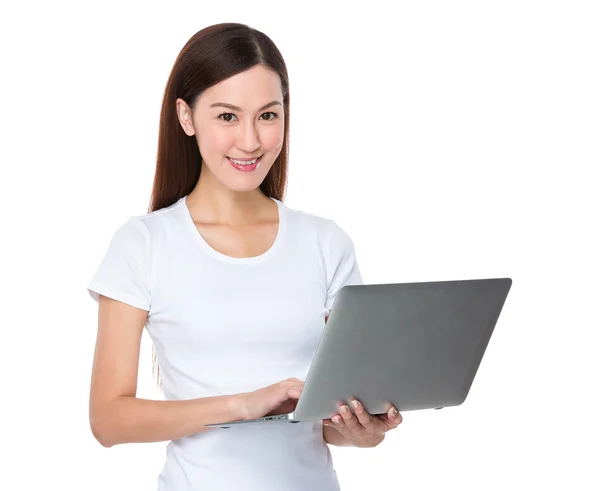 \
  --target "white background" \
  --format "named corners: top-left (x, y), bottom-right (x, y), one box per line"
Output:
top-left (1, 1), bottom-right (599, 490)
